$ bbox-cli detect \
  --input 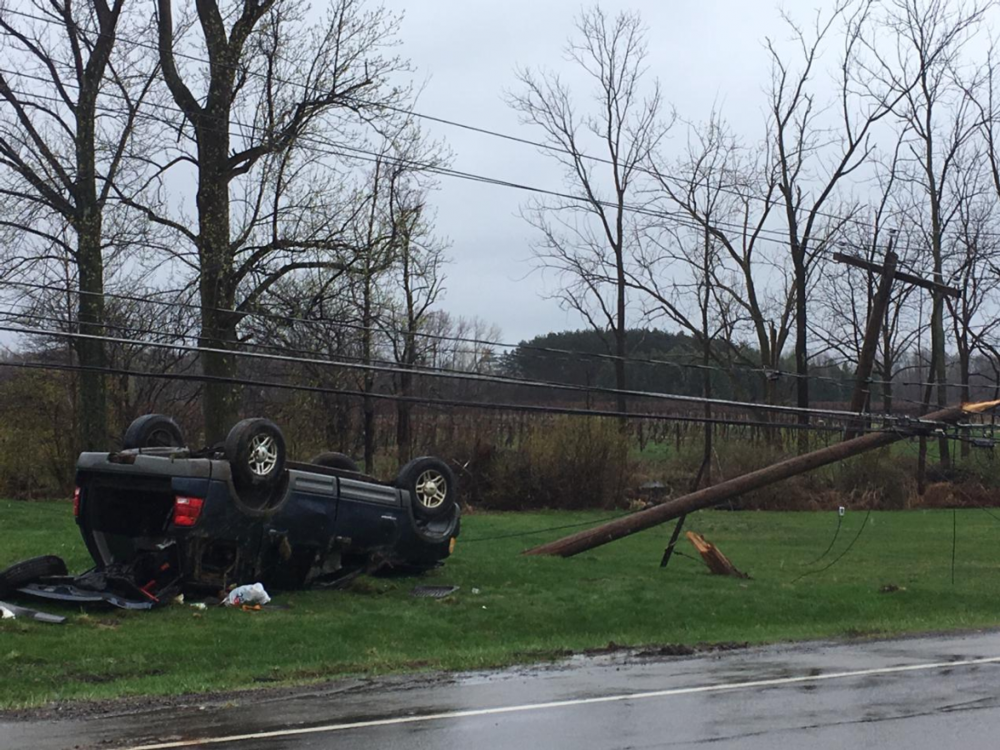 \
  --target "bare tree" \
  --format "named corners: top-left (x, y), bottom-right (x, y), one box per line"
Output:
top-left (645, 114), bottom-right (795, 422)
top-left (813, 136), bottom-right (922, 415)
top-left (944, 146), bottom-right (1000, 456)
top-left (346, 149), bottom-right (406, 471)
top-left (634, 117), bottom-right (766, 478)
top-left (507, 4), bottom-right (669, 420)
top-left (766, 0), bottom-right (910, 449)
top-left (385, 200), bottom-right (447, 464)
top-left (151, 0), bottom-right (408, 441)
top-left (0, 0), bottom-right (154, 449)
top-left (865, 0), bottom-right (988, 468)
